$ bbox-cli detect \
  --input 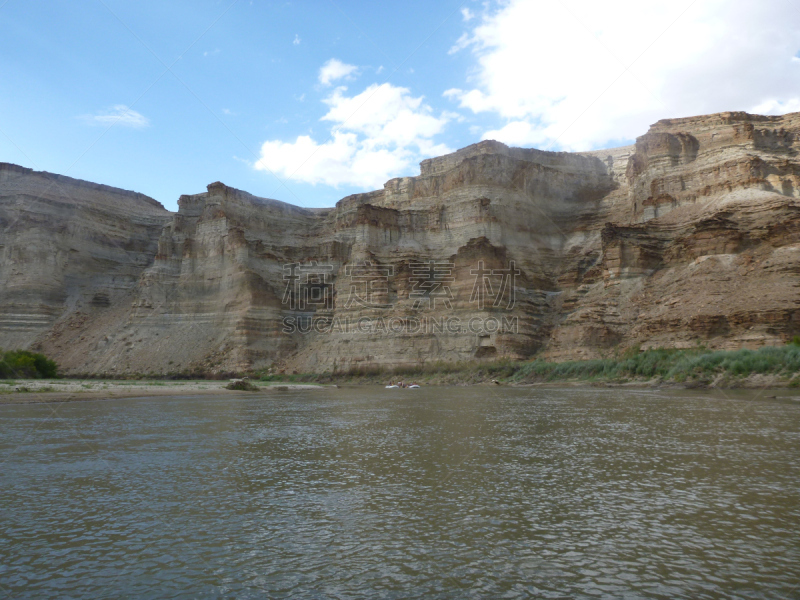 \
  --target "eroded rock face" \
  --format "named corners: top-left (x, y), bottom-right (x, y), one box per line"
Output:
top-left (1, 110), bottom-right (798, 374)
top-left (0, 164), bottom-right (171, 361)
top-left (547, 111), bottom-right (800, 360)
